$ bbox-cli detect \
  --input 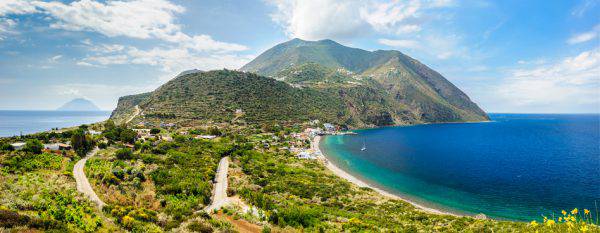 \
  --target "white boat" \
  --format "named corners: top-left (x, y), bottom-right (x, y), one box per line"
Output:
top-left (361, 139), bottom-right (366, 151)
